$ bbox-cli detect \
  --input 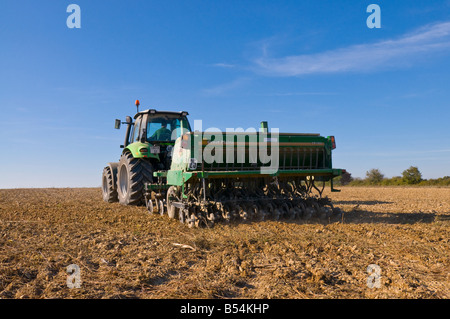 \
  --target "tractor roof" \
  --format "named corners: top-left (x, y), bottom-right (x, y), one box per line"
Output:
top-left (134, 109), bottom-right (189, 119)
